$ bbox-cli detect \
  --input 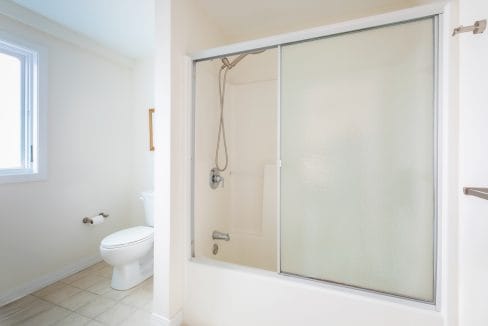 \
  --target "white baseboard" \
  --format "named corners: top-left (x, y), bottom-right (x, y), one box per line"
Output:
top-left (152, 311), bottom-right (183, 326)
top-left (0, 255), bottom-right (102, 306)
